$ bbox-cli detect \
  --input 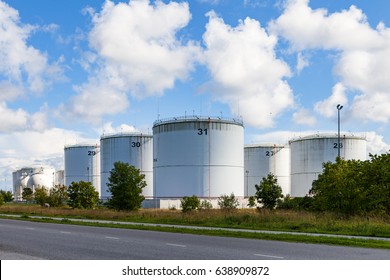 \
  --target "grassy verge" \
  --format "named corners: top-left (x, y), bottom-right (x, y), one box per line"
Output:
top-left (1, 203), bottom-right (390, 249)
